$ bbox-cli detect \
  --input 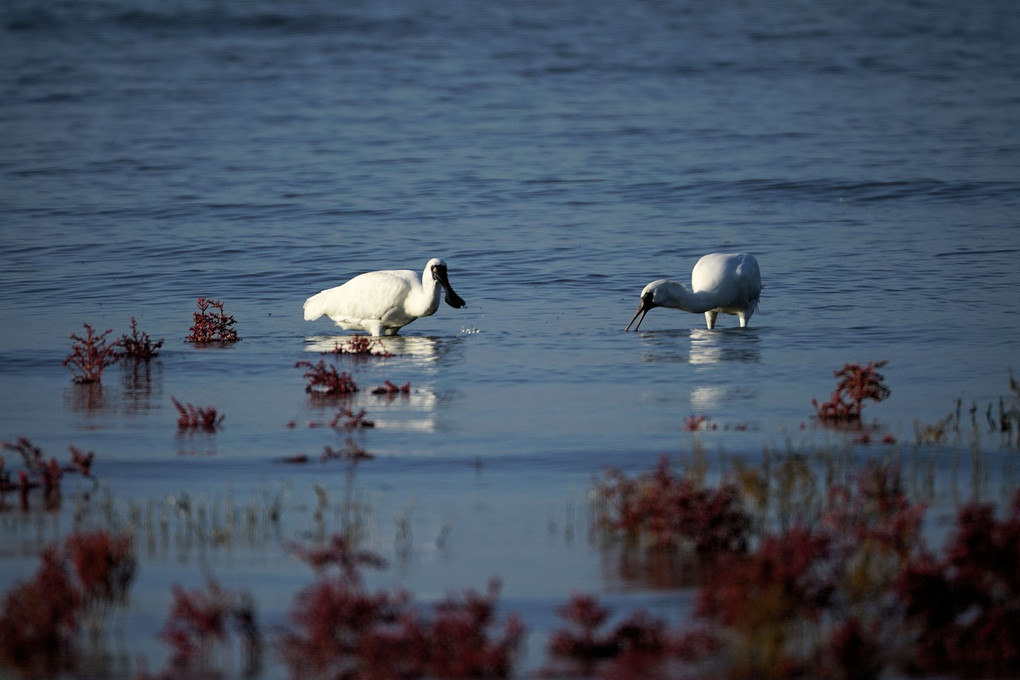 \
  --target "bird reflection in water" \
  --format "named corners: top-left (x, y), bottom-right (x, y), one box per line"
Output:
top-left (688, 328), bottom-right (761, 365)
top-left (302, 334), bottom-right (468, 434)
